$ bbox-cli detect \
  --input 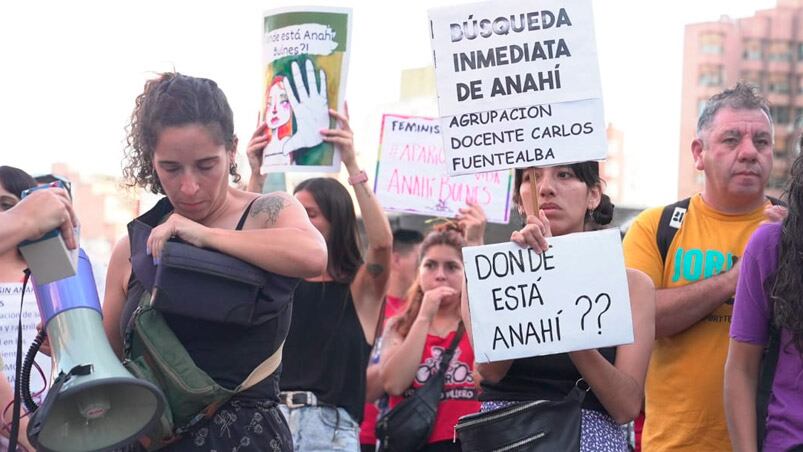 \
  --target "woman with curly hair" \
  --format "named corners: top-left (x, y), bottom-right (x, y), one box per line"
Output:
top-left (725, 133), bottom-right (803, 451)
top-left (103, 72), bottom-right (327, 451)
